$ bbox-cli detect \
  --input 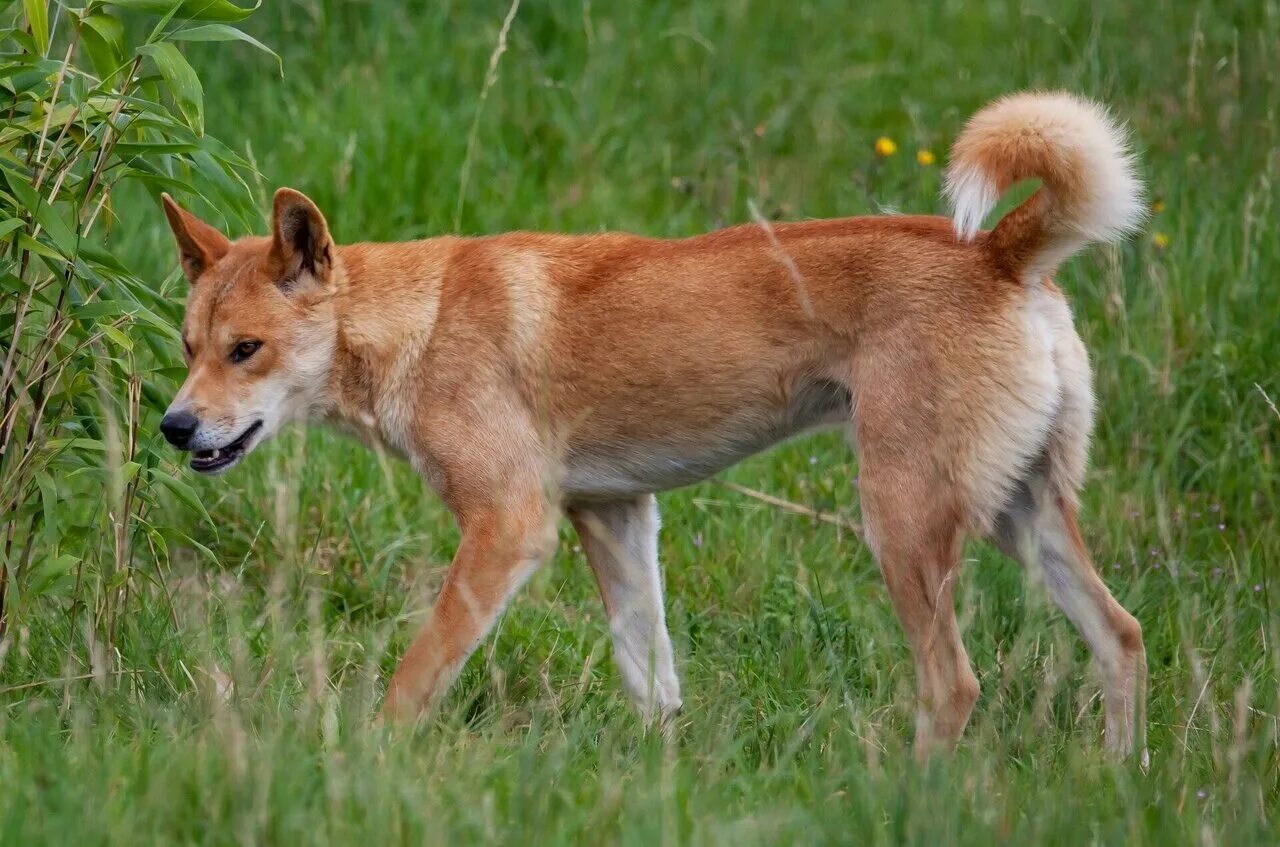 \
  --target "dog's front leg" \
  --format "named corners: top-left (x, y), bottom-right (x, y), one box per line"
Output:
top-left (381, 493), bottom-right (554, 722)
